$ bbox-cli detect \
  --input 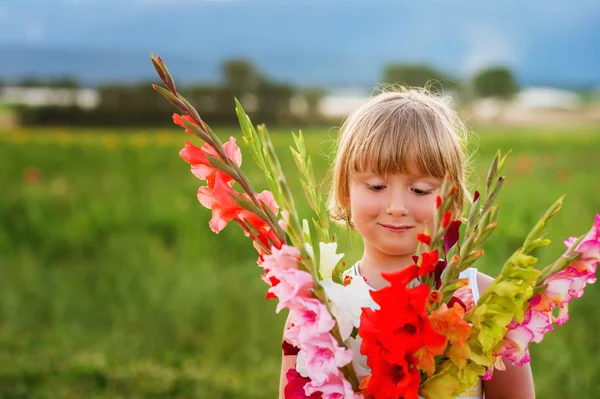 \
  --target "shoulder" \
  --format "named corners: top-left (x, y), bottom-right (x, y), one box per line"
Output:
top-left (476, 271), bottom-right (494, 292)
